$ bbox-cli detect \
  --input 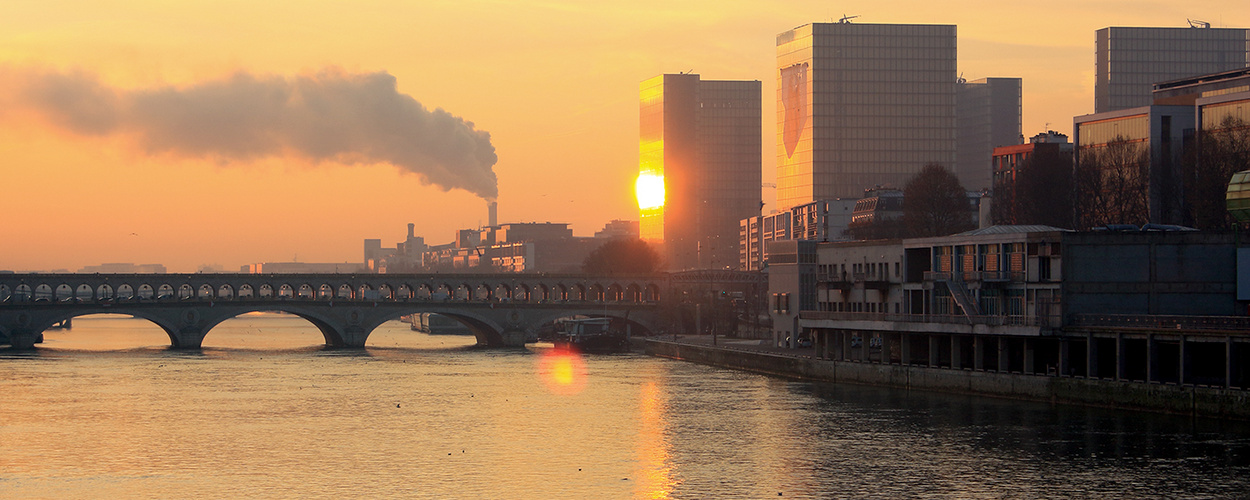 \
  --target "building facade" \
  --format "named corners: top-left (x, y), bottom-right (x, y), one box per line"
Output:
top-left (1073, 105), bottom-right (1195, 226)
top-left (776, 22), bottom-right (957, 210)
top-left (639, 74), bottom-right (762, 271)
top-left (956, 77), bottom-right (1023, 191)
top-left (739, 199), bottom-right (856, 271)
top-left (766, 227), bottom-right (1246, 388)
top-left (1095, 26), bottom-right (1249, 113)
